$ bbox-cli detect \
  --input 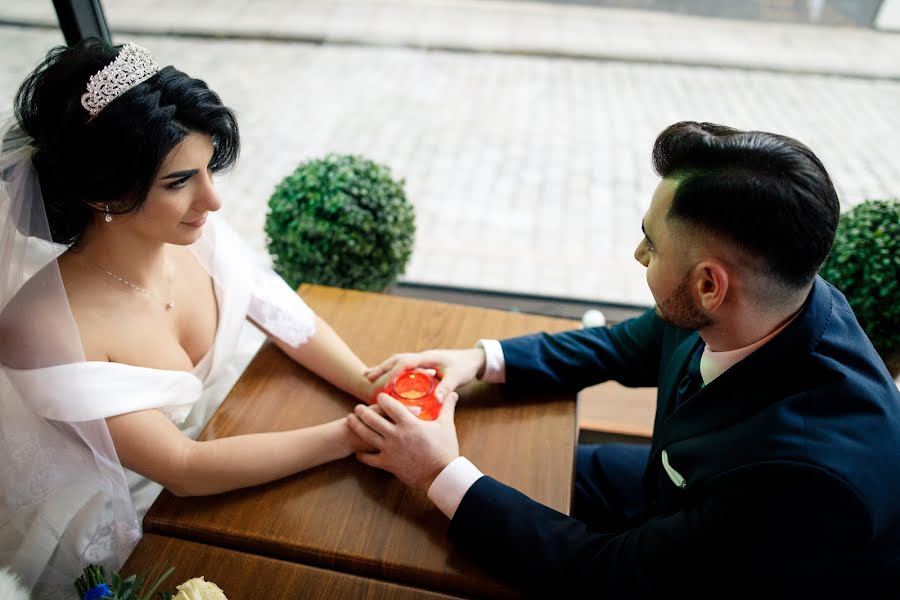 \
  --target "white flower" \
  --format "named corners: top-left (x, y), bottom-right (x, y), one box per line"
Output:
top-left (0, 567), bottom-right (30, 600)
top-left (171, 577), bottom-right (228, 600)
